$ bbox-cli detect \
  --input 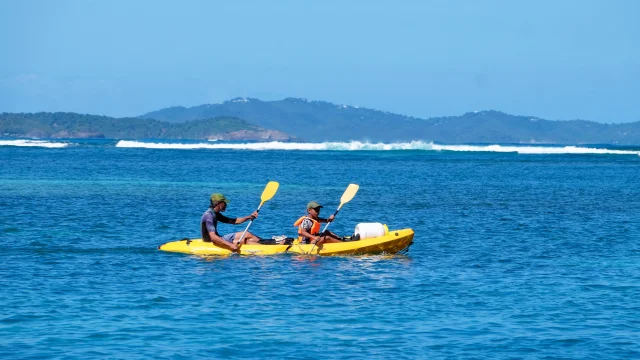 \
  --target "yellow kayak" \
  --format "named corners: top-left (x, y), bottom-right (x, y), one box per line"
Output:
top-left (159, 228), bottom-right (414, 256)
